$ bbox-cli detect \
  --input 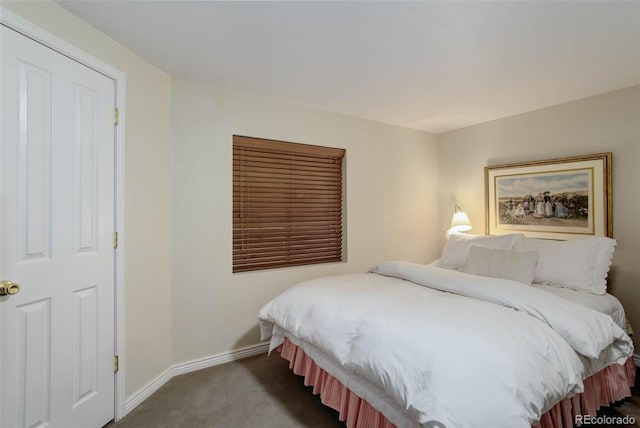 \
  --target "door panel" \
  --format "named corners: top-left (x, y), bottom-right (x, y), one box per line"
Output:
top-left (72, 285), bottom-right (99, 407)
top-left (73, 84), bottom-right (100, 255)
top-left (18, 60), bottom-right (53, 262)
top-left (1, 24), bottom-right (116, 428)
top-left (16, 299), bottom-right (51, 427)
